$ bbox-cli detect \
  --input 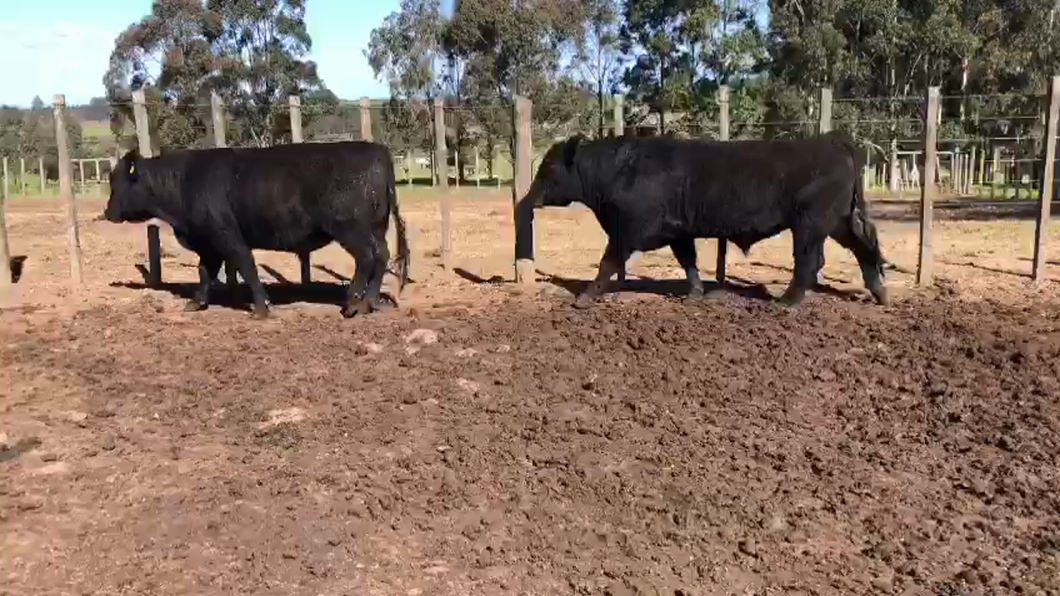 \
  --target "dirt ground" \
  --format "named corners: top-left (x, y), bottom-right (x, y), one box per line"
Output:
top-left (2, 191), bottom-right (1060, 595)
